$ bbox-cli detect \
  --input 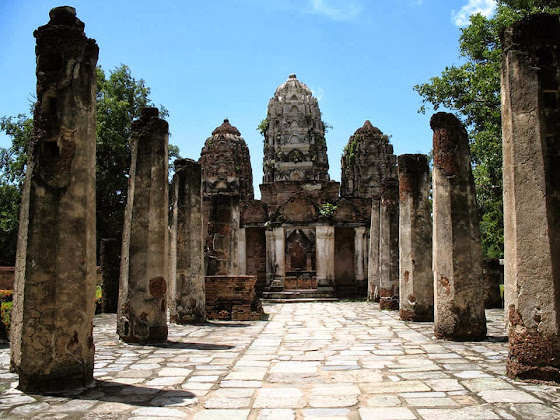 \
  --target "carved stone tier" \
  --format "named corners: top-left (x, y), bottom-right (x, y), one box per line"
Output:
top-left (341, 120), bottom-right (397, 199)
top-left (262, 74), bottom-right (330, 183)
top-left (199, 119), bottom-right (253, 201)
